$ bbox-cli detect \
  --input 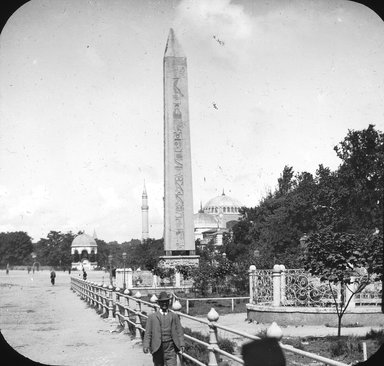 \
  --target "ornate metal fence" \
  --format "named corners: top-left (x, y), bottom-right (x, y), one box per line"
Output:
top-left (253, 269), bottom-right (273, 304)
top-left (354, 277), bottom-right (382, 306)
top-left (250, 266), bottom-right (382, 308)
top-left (284, 269), bottom-right (339, 307)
